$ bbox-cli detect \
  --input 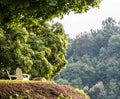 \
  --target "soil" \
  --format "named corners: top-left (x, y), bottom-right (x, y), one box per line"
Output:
top-left (0, 81), bottom-right (87, 99)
